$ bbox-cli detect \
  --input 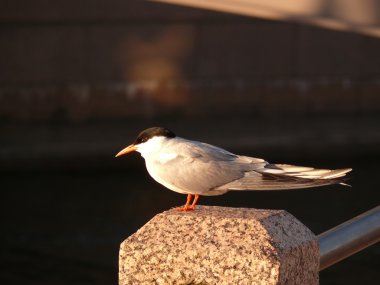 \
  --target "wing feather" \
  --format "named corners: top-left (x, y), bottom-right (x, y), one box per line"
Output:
top-left (215, 163), bottom-right (352, 191)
